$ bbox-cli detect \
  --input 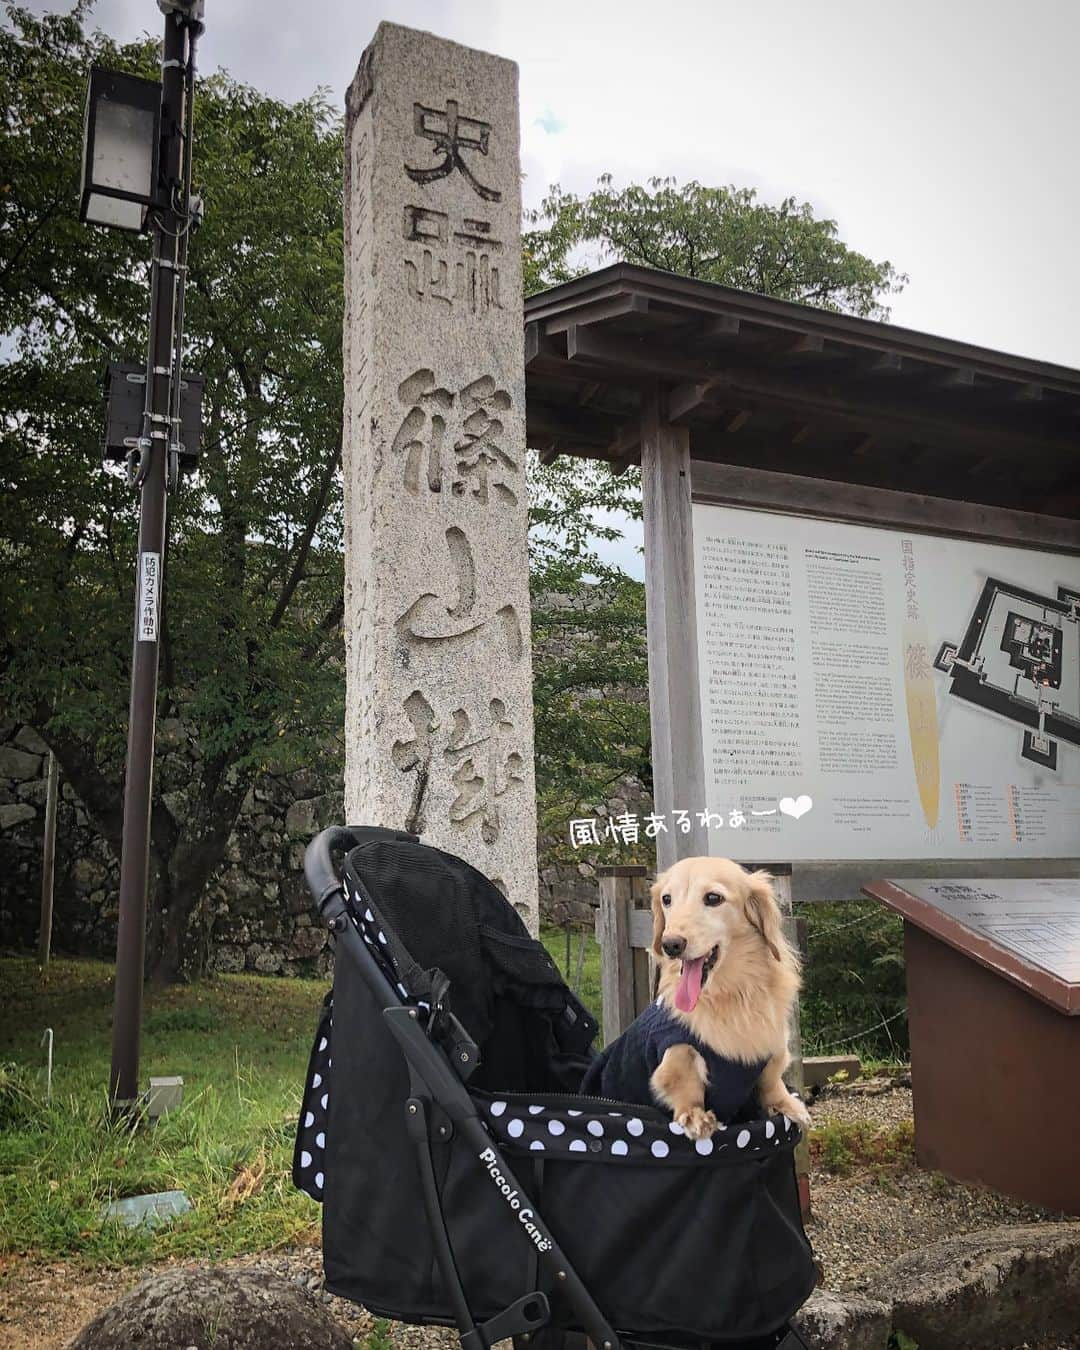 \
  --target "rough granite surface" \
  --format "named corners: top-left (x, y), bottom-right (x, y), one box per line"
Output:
top-left (793, 1288), bottom-right (892, 1350)
top-left (870, 1221), bottom-right (1080, 1349)
top-left (69, 1265), bottom-right (354, 1350)
top-left (342, 22), bottom-right (538, 928)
